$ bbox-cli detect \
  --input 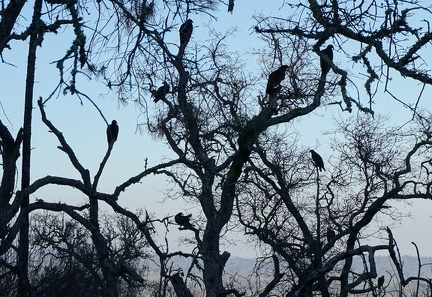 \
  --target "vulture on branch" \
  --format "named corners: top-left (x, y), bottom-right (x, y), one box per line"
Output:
top-left (153, 81), bottom-right (170, 103)
top-left (228, 0), bottom-right (234, 13)
top-left (310, 149), bottom-right (325, 171)
top-left (266, 65), bottom-right (289, 95)
top-left (377, 275), bottom-right (384, 289)
top-left (320, 45), bottom-right (334, 76)
top-left (179, 19), bottom-right (193, 48)
top-left (175, 212), bottom-right (192, 228)
top-left (107, 120), bottom-right (119, 146)
top-left (326, 227), bottom-right (336, 242)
